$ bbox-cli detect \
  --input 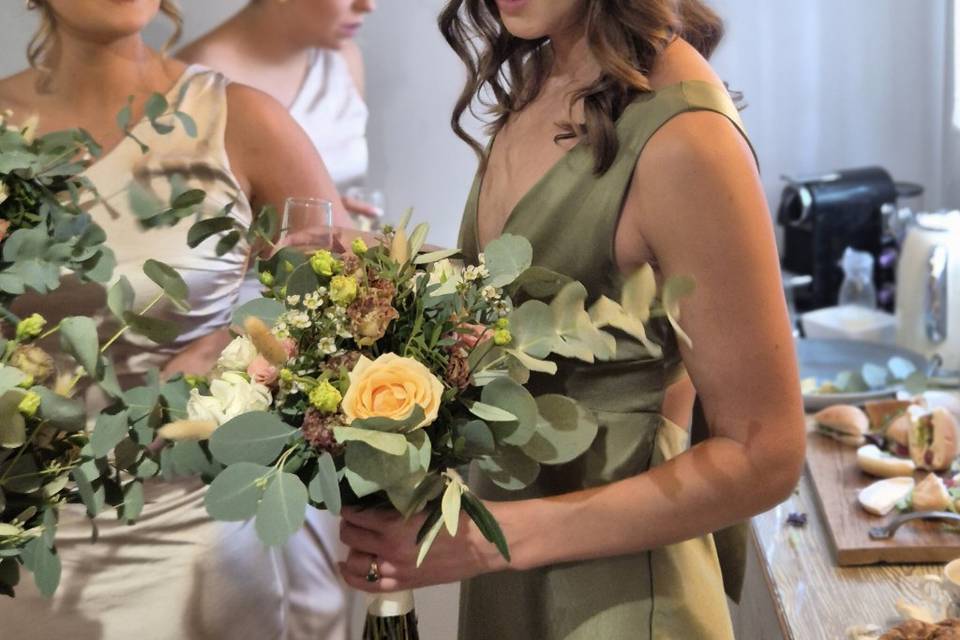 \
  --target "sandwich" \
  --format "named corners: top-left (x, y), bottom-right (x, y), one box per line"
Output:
top-left (864, 399), bottom-right (914, 431)
top-left (856, 444), bottom-right (916, 478)
top-left (814, 405), bottom-right (869, 447)
top-left (909, 408), bottom-right (959, 472)
top-left (911, 472), bottom-right (952, 512)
